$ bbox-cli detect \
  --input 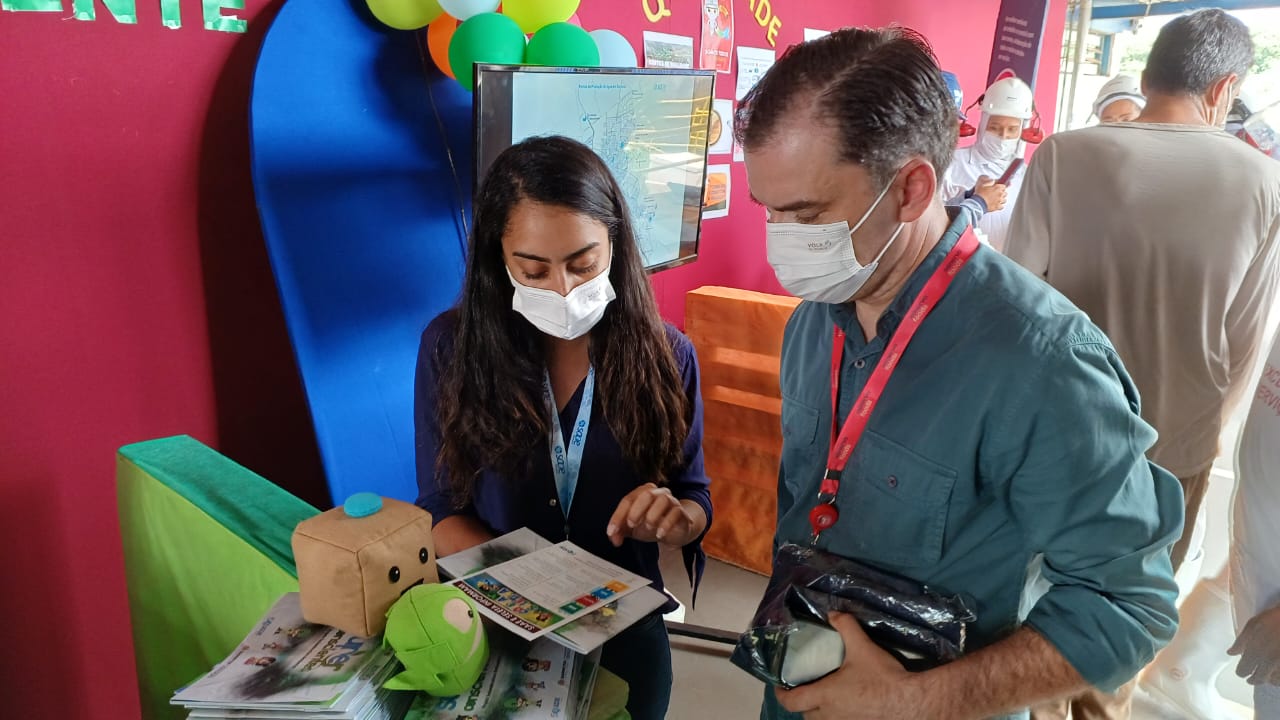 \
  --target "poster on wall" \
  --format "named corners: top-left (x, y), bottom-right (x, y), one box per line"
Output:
top-left (703, 164), bottom-right (731, 219)
top-left (709, 99), bottom-right (734, 155)
top-left (803, 28), bottom-right (830, 42)
top-left (735, 46), bottom-right (776, 101)
top-left (643, 31), bottom-right (695, 69)
top-left (985, 0), bottom-right (1050, 89)
top-left (699, 0), bottom-right (734, 73)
